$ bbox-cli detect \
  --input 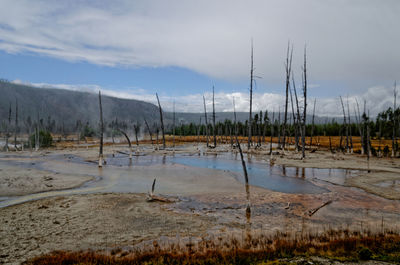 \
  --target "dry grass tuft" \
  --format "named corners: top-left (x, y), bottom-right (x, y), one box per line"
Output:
top-left (25, 229), bottom-right (400, 264)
